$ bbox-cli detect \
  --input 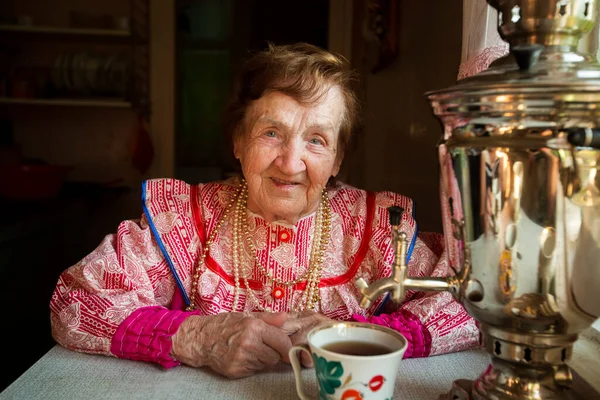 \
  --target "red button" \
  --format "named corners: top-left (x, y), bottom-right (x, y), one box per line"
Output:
top-left (279, 230), bottom-right (291, 242)
top-left (272, 286), bottom-right (284, 299)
